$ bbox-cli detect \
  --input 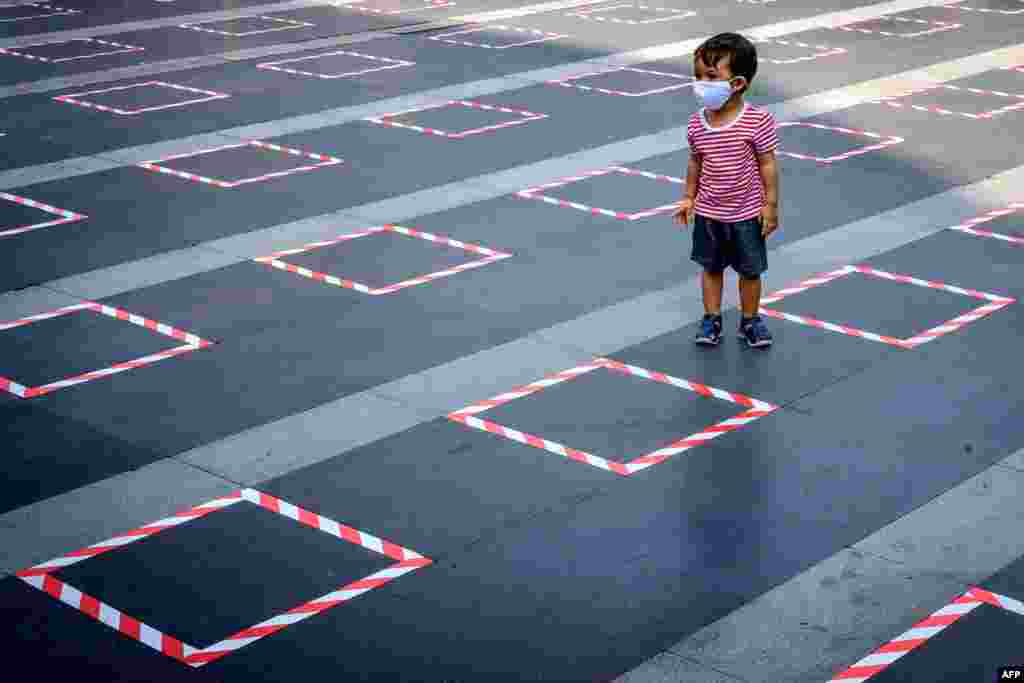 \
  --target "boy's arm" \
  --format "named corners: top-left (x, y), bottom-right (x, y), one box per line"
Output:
top-left (756, 150), bottom-right (779, 237)
top-left (674, 151), bottom-right (701, 225)
top-left (684, 151), bottom-right (701, 202)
